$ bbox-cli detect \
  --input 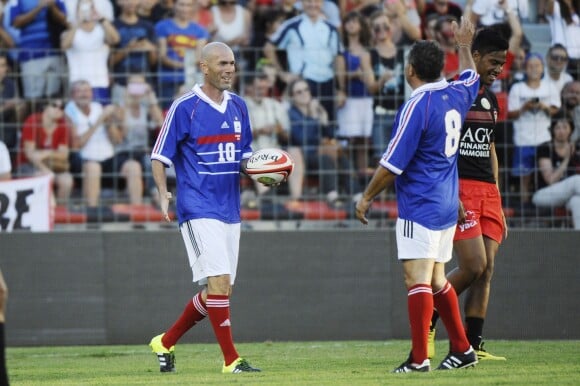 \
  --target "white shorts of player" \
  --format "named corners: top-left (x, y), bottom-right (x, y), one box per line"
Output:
top-left (336, 97), bottom-right (374, 138)
top-left (395, 218), bottom-right (455, 263)
top-left (179, 218), bottom-right (241, 286)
